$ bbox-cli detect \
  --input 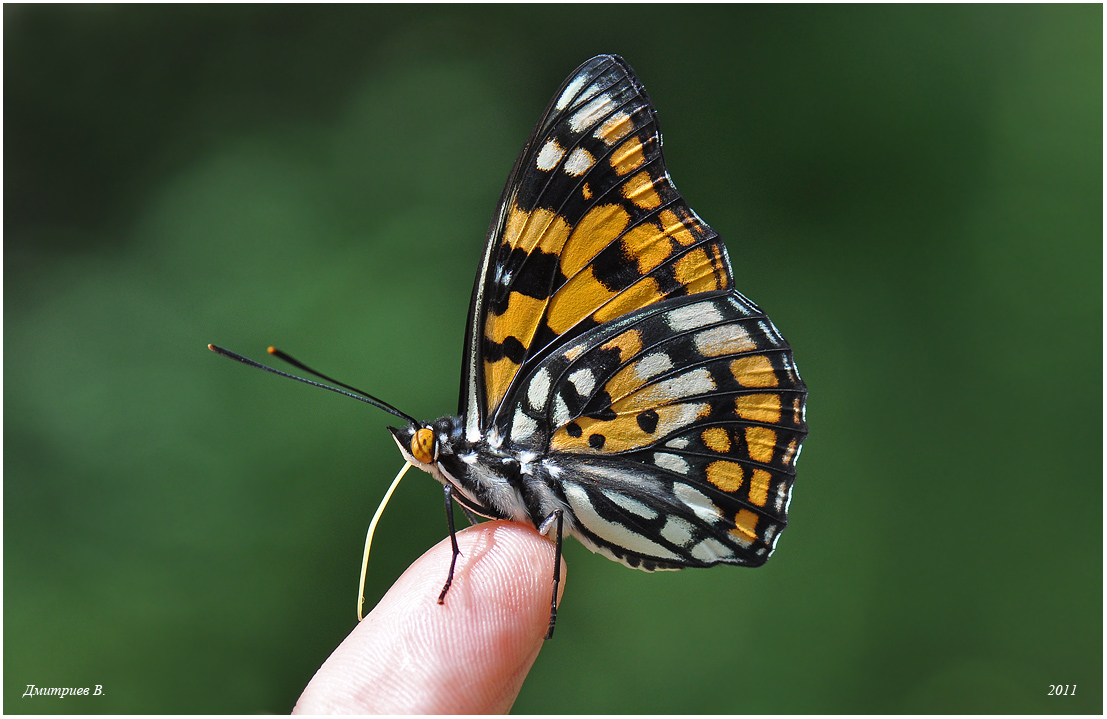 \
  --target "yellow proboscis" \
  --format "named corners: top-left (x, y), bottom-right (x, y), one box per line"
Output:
top-left (357, 461), bottom-right (414, 621)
